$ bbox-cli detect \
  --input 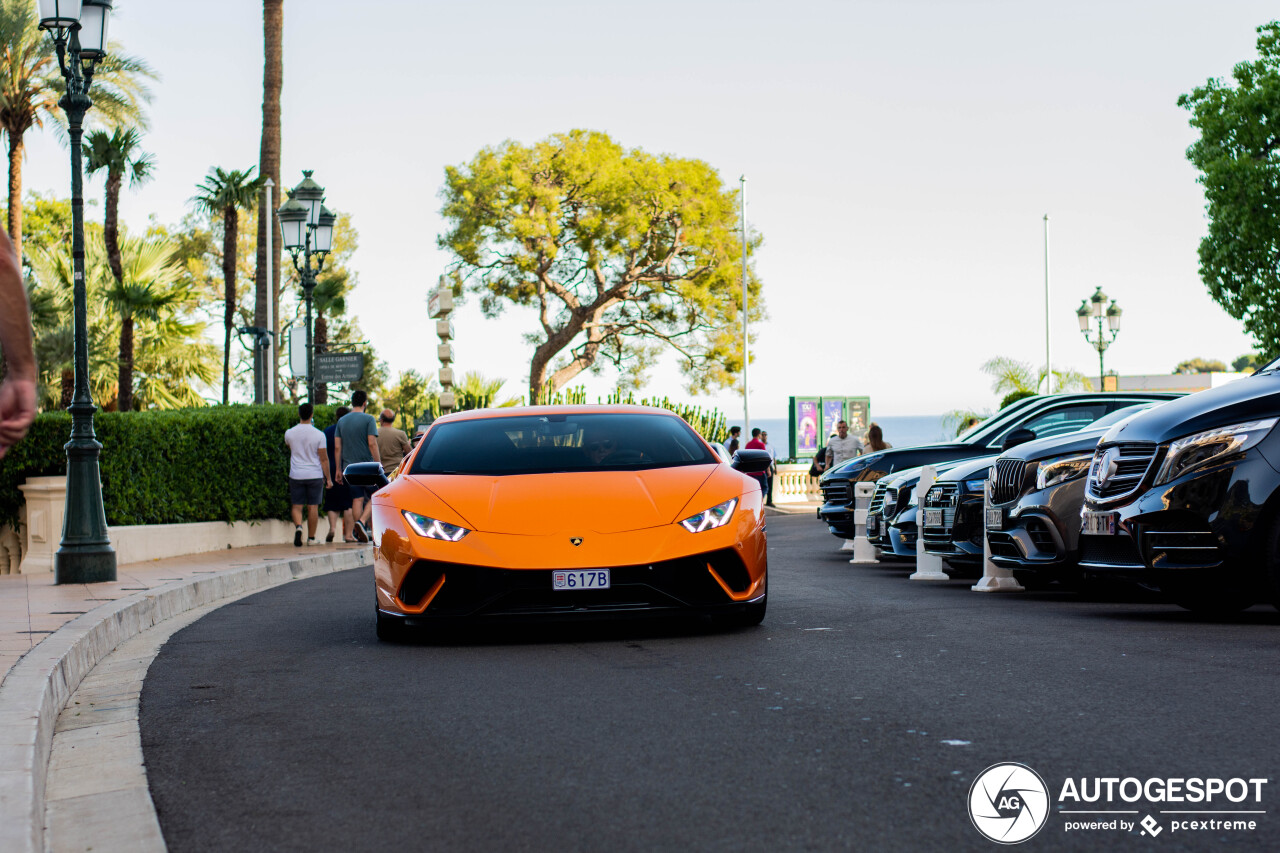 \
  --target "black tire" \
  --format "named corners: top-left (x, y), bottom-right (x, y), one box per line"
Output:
top-left (1012, 570), bottom-right (1053, 591)
top-left (1164, 584), bottom-right (1255, 615)
top-left (1266, 514), bottom-right (1280, 612)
